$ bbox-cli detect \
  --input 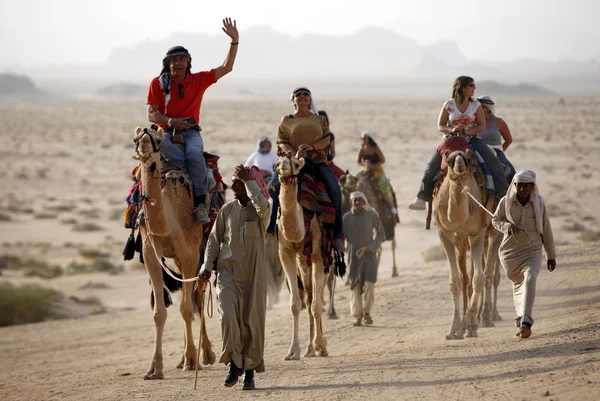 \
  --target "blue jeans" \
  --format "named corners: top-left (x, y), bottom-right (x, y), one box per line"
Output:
top-left (493, 149), bottom-right (516, 184)
top-left (267, 165), bottom-right (343, 239)
top-left (161, 131), bottom-right (207, 196)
